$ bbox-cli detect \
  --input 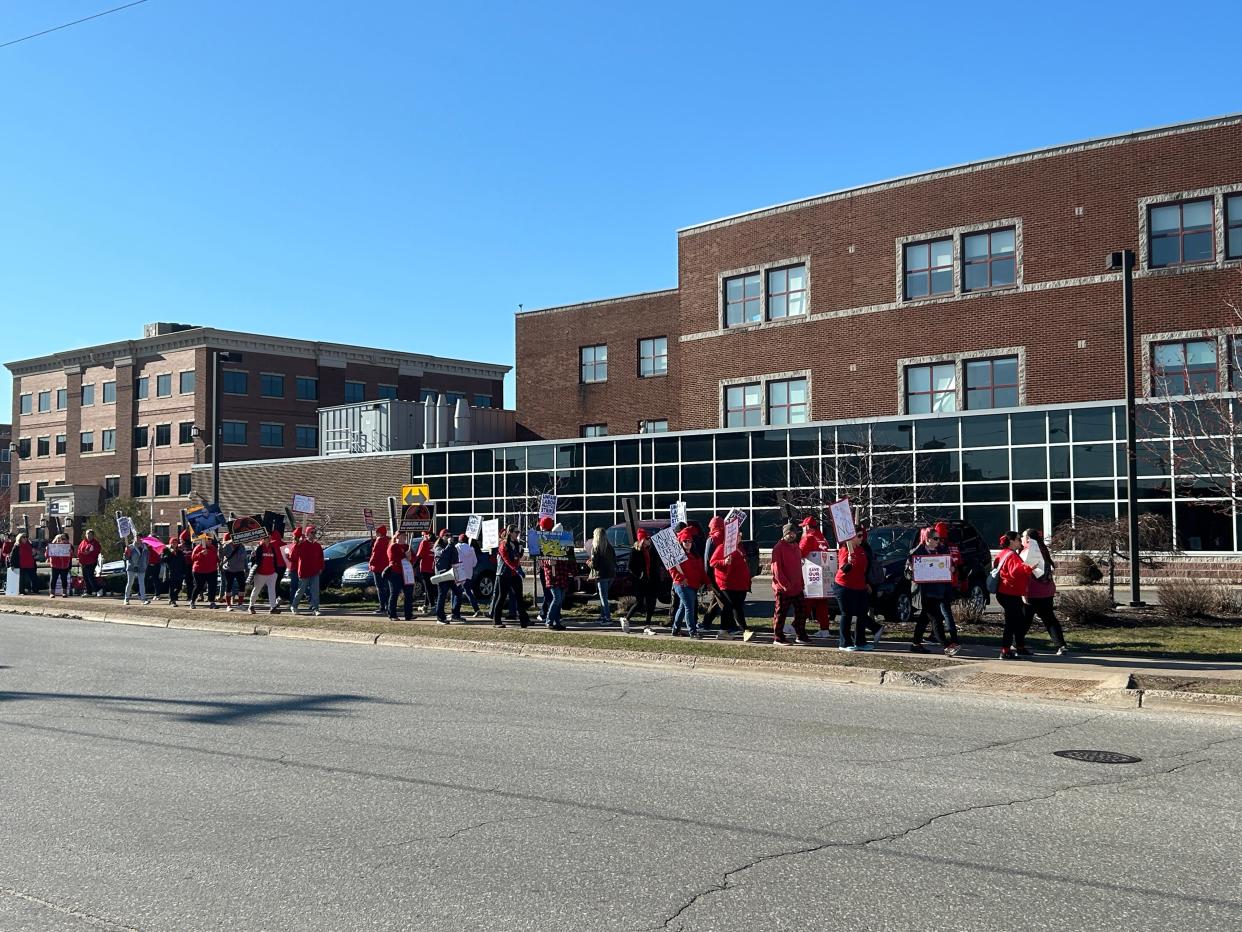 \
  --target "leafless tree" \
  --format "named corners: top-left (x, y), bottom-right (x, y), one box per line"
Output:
top-left (783, 439), bottom-right (916, 532)
top-left (1052, 513), bottom-right (1173, 603)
